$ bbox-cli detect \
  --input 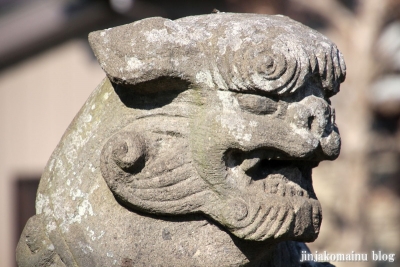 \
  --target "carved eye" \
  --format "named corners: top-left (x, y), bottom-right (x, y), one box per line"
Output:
top-left (236, 94), bottom-right (278, 115)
